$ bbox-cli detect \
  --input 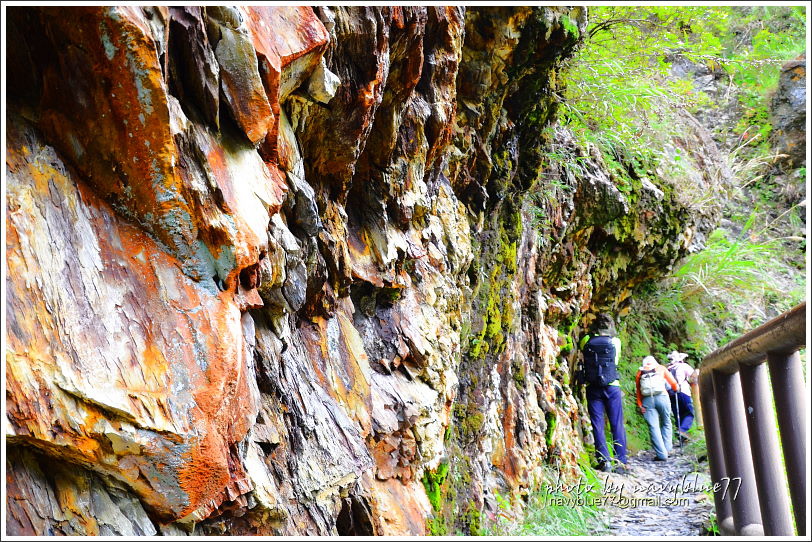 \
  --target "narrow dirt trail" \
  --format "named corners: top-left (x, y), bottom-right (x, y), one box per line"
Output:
top-left (599, 447), bottom-right (715, 535)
